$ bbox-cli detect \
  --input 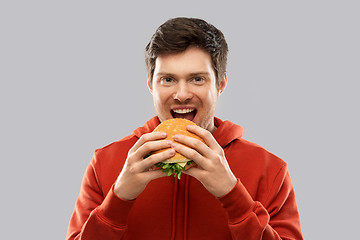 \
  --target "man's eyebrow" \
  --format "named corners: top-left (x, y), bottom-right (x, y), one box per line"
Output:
top-left (188, 71), bottom-right (211, 76)
top-left (155, 71), bottom-right (211, 76)
top-left (155, 72), bottom-right (174, 76)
